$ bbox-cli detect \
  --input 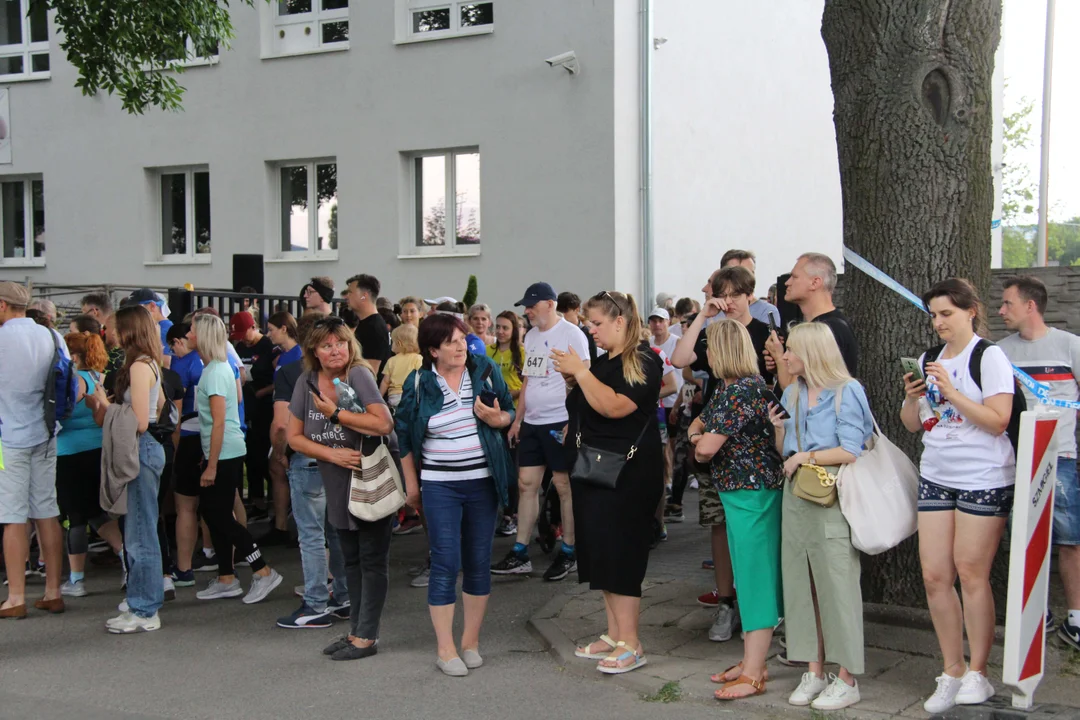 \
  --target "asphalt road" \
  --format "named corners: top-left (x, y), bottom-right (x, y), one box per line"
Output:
top-left (0, 504), bottom-right (736, 720)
